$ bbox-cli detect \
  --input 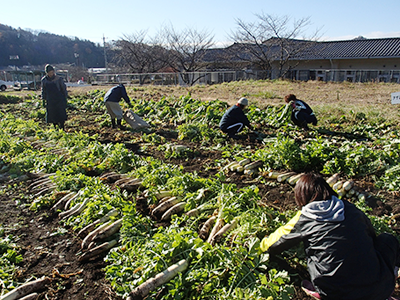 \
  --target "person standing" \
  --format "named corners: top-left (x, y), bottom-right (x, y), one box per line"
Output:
top-left (41, 64), bottom-right (68, 129)
top-left (104, 84), bottom-right (132, 129)
top-left (219, 97), bottom-right (253, 139)
top-left (261, 172), bottom-right (400, 300)
top-left (284, 94), bottom-right (317, 130)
